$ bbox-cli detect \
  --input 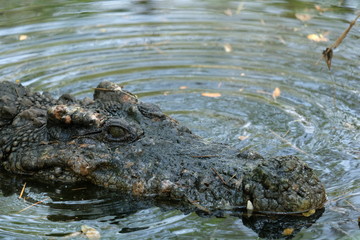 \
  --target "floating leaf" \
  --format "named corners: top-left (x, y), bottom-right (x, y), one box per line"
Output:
top-left (201, 93), bottom-right (221, 98)
top-left (295, 13), bottom-right (313, 22)
top-left (272, 87), bottom-right (281, 100)
top-left (282, 228), bottom-right (294, 236)
top-left (277, 36), bottom-right (286, 44)
top-left (238, 136), bottom-right (249, 141)
top-left (224, 9), bottom-right (233, 16)
top-left (223, 43), bottom-right (232, 53)
top-left (236, 2), bottom-right (244, 15)
top-left (19, 35), bottom-right (28, 41)
top-left (81, 225), bottom-right (101, 240)
top-left (307, 34), bottom-right (328, 42)
top-left (314, 5), bottom-right (329, 13)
